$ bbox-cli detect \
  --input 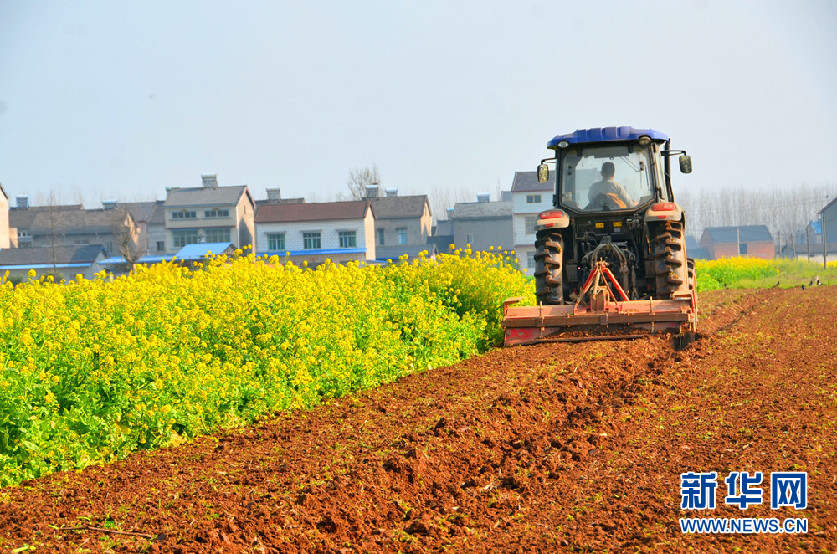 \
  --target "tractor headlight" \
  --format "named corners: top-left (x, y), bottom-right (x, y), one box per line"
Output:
top-left (638, 135), bottom-right (651, 146)
top-left (557, 140), bottom-right (569, 148)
